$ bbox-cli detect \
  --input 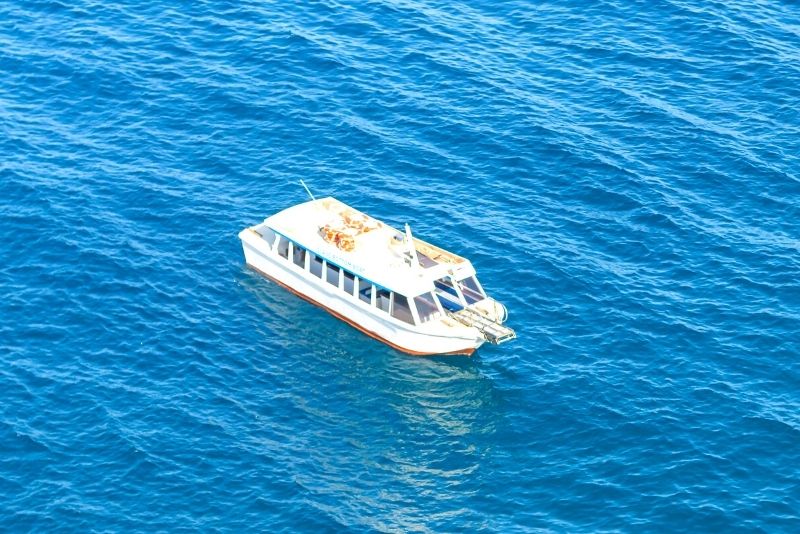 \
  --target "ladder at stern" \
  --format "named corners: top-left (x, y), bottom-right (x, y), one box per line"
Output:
top-left (448, 307), bottom-right (516, 345)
